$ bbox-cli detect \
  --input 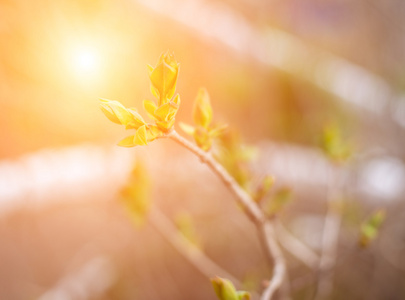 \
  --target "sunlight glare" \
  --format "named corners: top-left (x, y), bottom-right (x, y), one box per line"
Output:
top-left (70, 45), bottom-right (101, 80)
